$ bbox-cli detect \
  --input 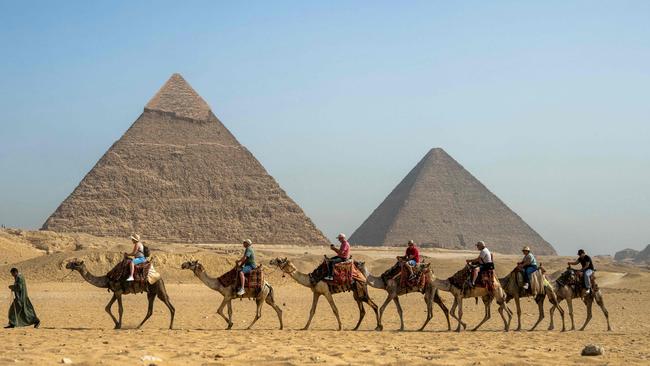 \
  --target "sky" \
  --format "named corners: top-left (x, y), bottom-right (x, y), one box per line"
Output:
top-left (0, 1), bottom-right (648, 256)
